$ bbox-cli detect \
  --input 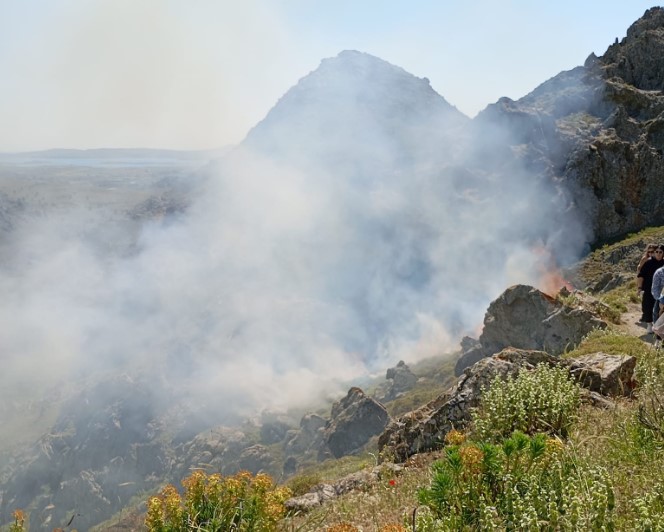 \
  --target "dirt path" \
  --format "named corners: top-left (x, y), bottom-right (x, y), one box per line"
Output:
top-left (615, 300), bottom-right (659, 345)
